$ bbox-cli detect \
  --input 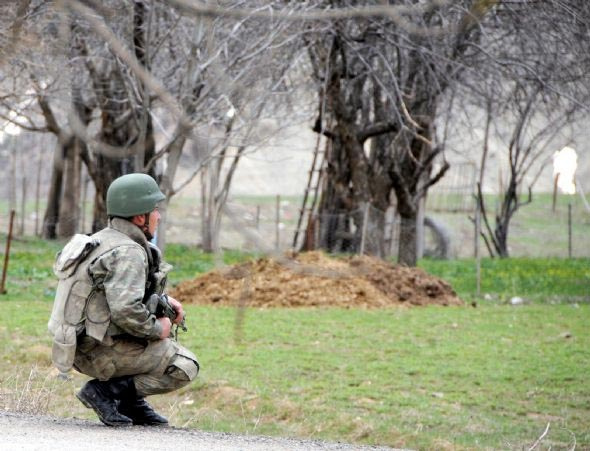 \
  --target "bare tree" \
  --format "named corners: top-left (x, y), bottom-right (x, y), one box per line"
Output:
top-left (147, 2), bottom-right (303, 250)
top-left (455, 1), bottom-right (590, 257)
top-left (304, 0), bottom-right (500, 265)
